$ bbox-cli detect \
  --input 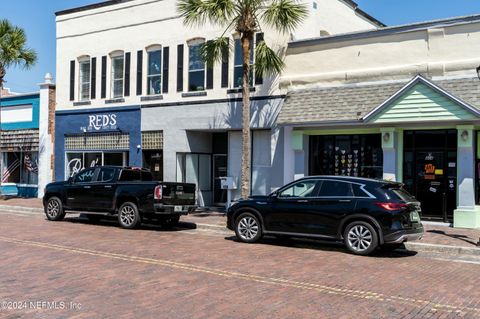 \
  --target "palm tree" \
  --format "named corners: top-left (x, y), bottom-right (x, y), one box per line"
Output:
top-left (177, 0), bottom-right (307, 199)
top-left (0, 19), bottom-right (37, 92)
